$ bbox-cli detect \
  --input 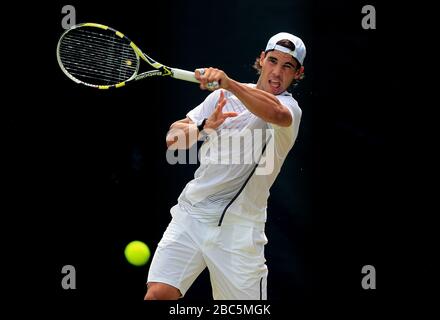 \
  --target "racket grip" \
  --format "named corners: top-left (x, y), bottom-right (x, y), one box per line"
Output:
top-left (171, 68), bottom-right (200, 83)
